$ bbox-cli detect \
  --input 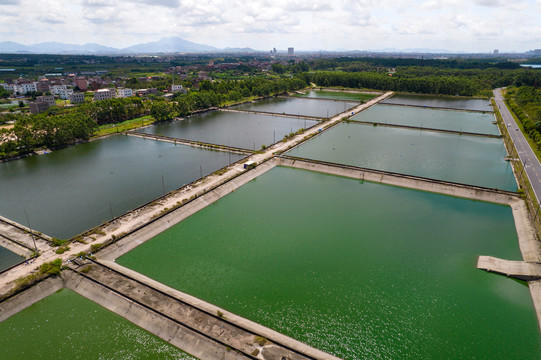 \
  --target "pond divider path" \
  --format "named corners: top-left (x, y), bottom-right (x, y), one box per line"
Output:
top-left (477, 256), bottom-right (541, 281)
top-left (381, 102), bottom-right (493, 113)
top-left (282, 95), bottom-right (359, 103)
top-left (347, 120), bottom-right (502, 138)
top-left (126, 131), bottom-right (254, 155)
top-left (64, 258), bottom-right (339, 360)
top-left (0, 215), bottom-right (51, 259)
top-left (220, 108), bottom-right (324, 121)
